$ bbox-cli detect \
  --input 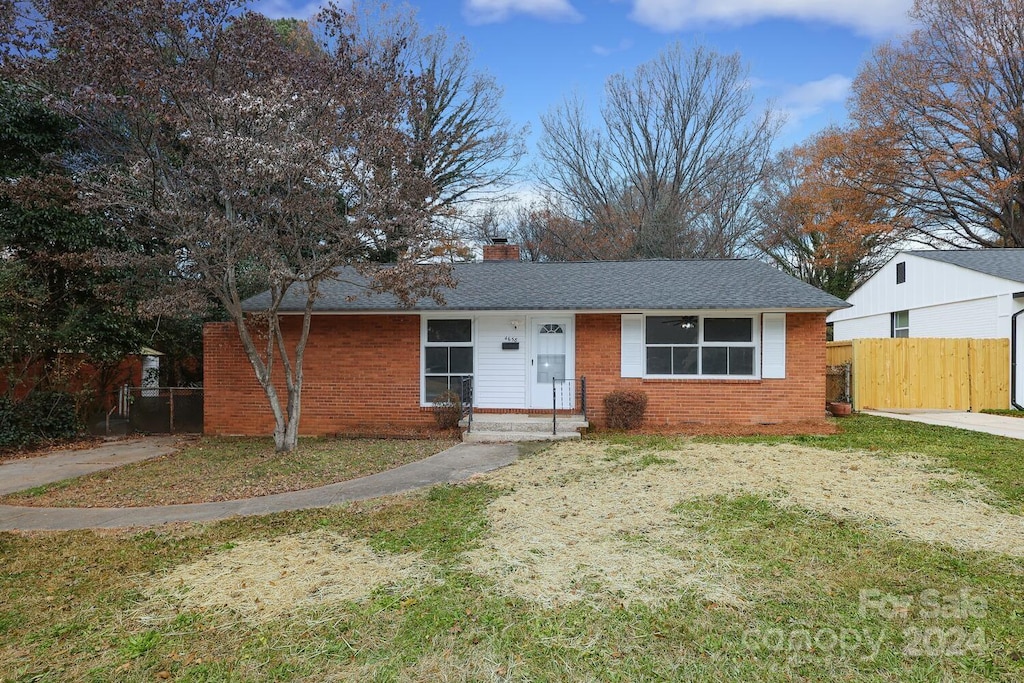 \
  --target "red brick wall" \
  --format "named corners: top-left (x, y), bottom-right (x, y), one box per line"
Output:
top-left (576, 313), bottom-right (828, 426)
top-left (1, 355), bottom-right (141, 410)
top-left (205, 311), bottom-right (829, 436)
top-left (204, 315), bottom-right (433, 436)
